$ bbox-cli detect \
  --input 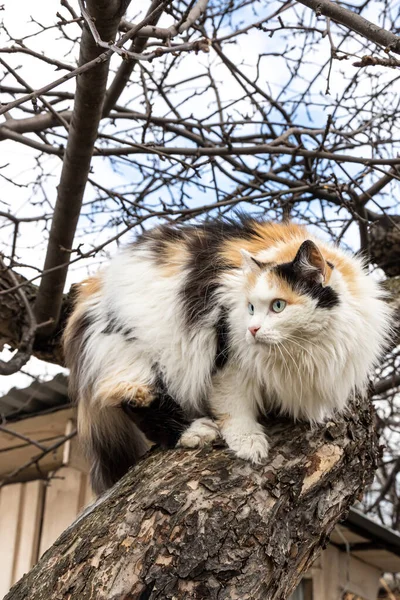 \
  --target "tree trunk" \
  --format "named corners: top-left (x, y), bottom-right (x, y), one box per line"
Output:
top-left (5, 396), bottom-right (378, 600)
